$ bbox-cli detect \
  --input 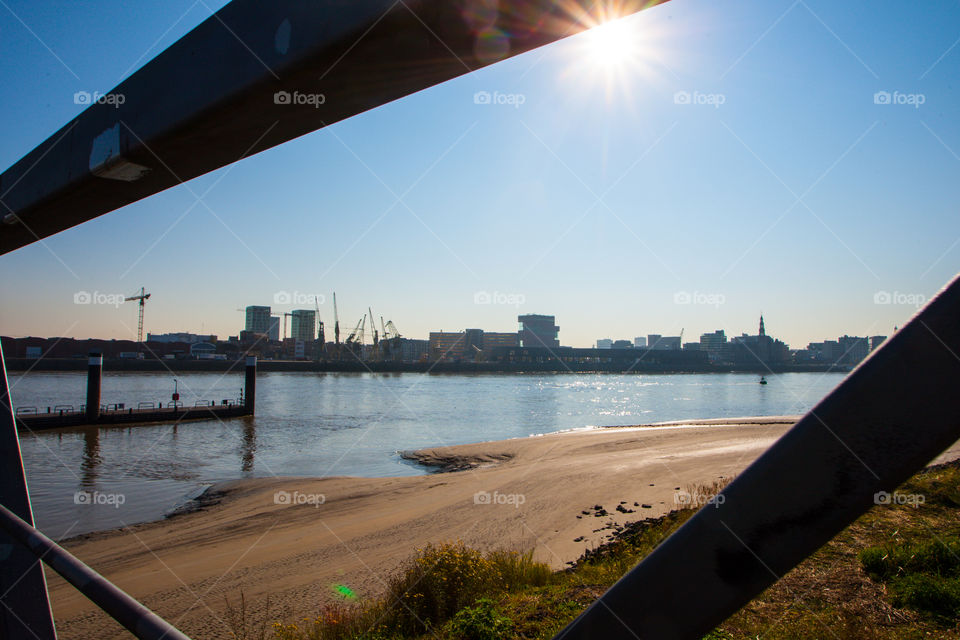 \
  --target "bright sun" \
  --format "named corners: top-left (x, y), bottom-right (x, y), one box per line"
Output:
top-left (584, 18), bottom-right (637, 69)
